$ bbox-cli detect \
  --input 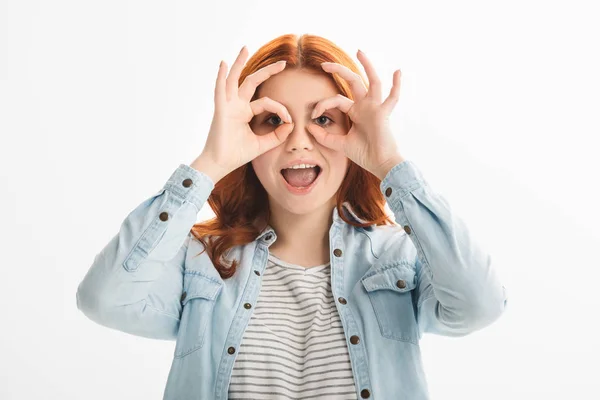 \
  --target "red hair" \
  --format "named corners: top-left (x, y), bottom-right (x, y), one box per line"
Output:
top-left (191, 33), bottom-right (397, 279)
